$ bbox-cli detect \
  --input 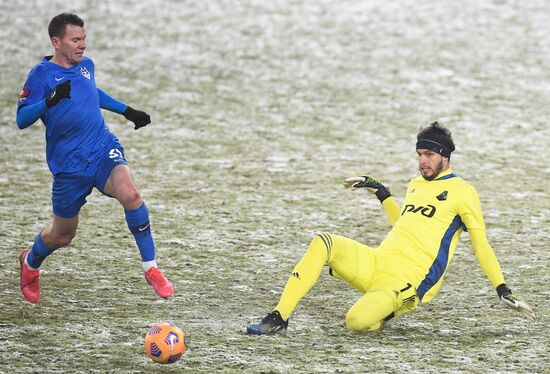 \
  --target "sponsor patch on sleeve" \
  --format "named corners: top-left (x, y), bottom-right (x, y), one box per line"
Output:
top-left (18, 87), bottom-right (30, 102)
